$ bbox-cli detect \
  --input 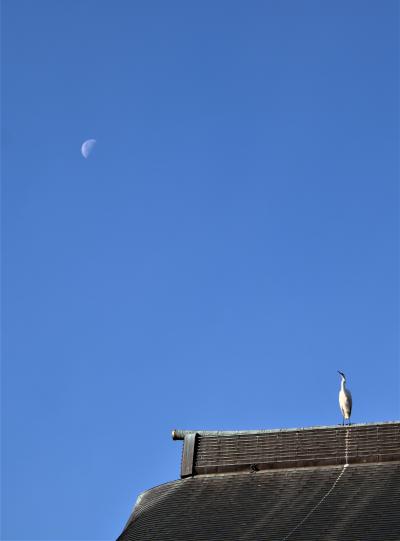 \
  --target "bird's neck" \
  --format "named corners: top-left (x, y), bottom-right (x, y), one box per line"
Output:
top-left (340, 379), bottom-right (346, 390)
